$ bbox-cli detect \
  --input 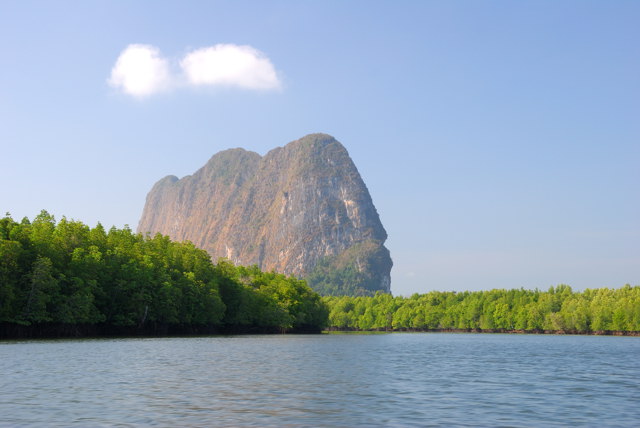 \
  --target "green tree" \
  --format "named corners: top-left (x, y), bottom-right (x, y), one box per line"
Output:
top-left (0, 239), bottom-right (23, 322)
top-left (20, 256), bottom-right (58, 324)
